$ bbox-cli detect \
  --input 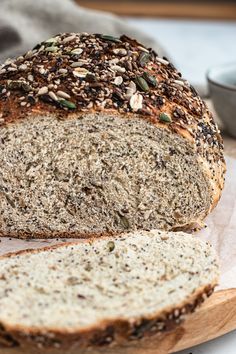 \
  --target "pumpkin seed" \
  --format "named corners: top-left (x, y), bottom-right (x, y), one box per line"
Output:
top-left (138, 52), bottom-right (150, 67)
top-left (159, 112), bottom-right (172, 123)
top-left (98, 34), bottom-right (121, 43)
top-left (143, 72), bottom-right (157, 87)
top-left (135, 76), bottom-right (149, 92)
top-left (107, 241), bottom-right (115, 252)
top-left (60, 100), bottom-right (76, 109)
